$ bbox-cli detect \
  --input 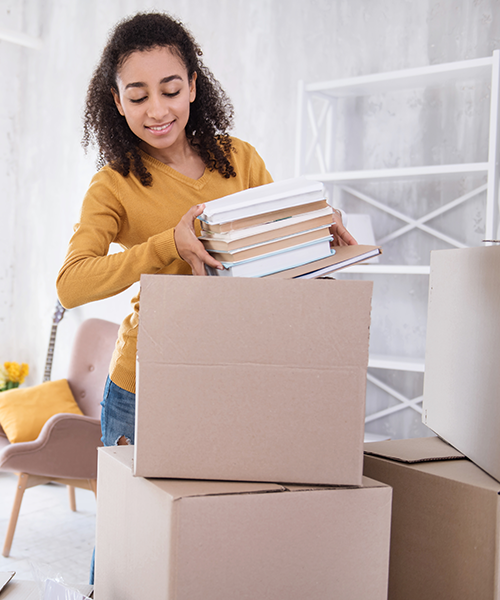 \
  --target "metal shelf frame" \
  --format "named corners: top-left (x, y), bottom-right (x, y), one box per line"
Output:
top-left (295, 51), bottom-right (500, 426)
